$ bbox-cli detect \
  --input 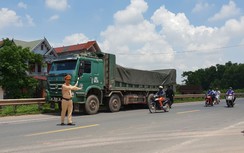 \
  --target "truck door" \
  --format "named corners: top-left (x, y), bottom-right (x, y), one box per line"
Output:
top-left (79, 60), bottom-right (92, 90)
